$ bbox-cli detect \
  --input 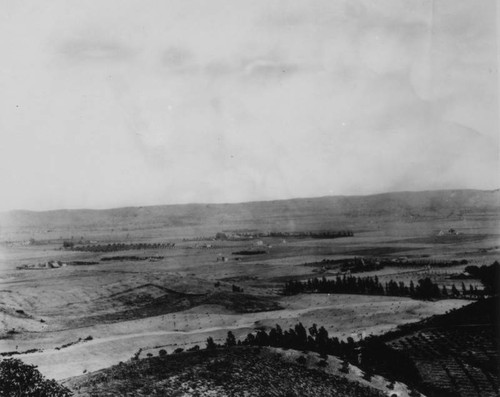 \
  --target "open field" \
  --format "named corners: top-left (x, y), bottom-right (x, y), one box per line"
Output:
top-left (0, 189), bottom-right (499, 395)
